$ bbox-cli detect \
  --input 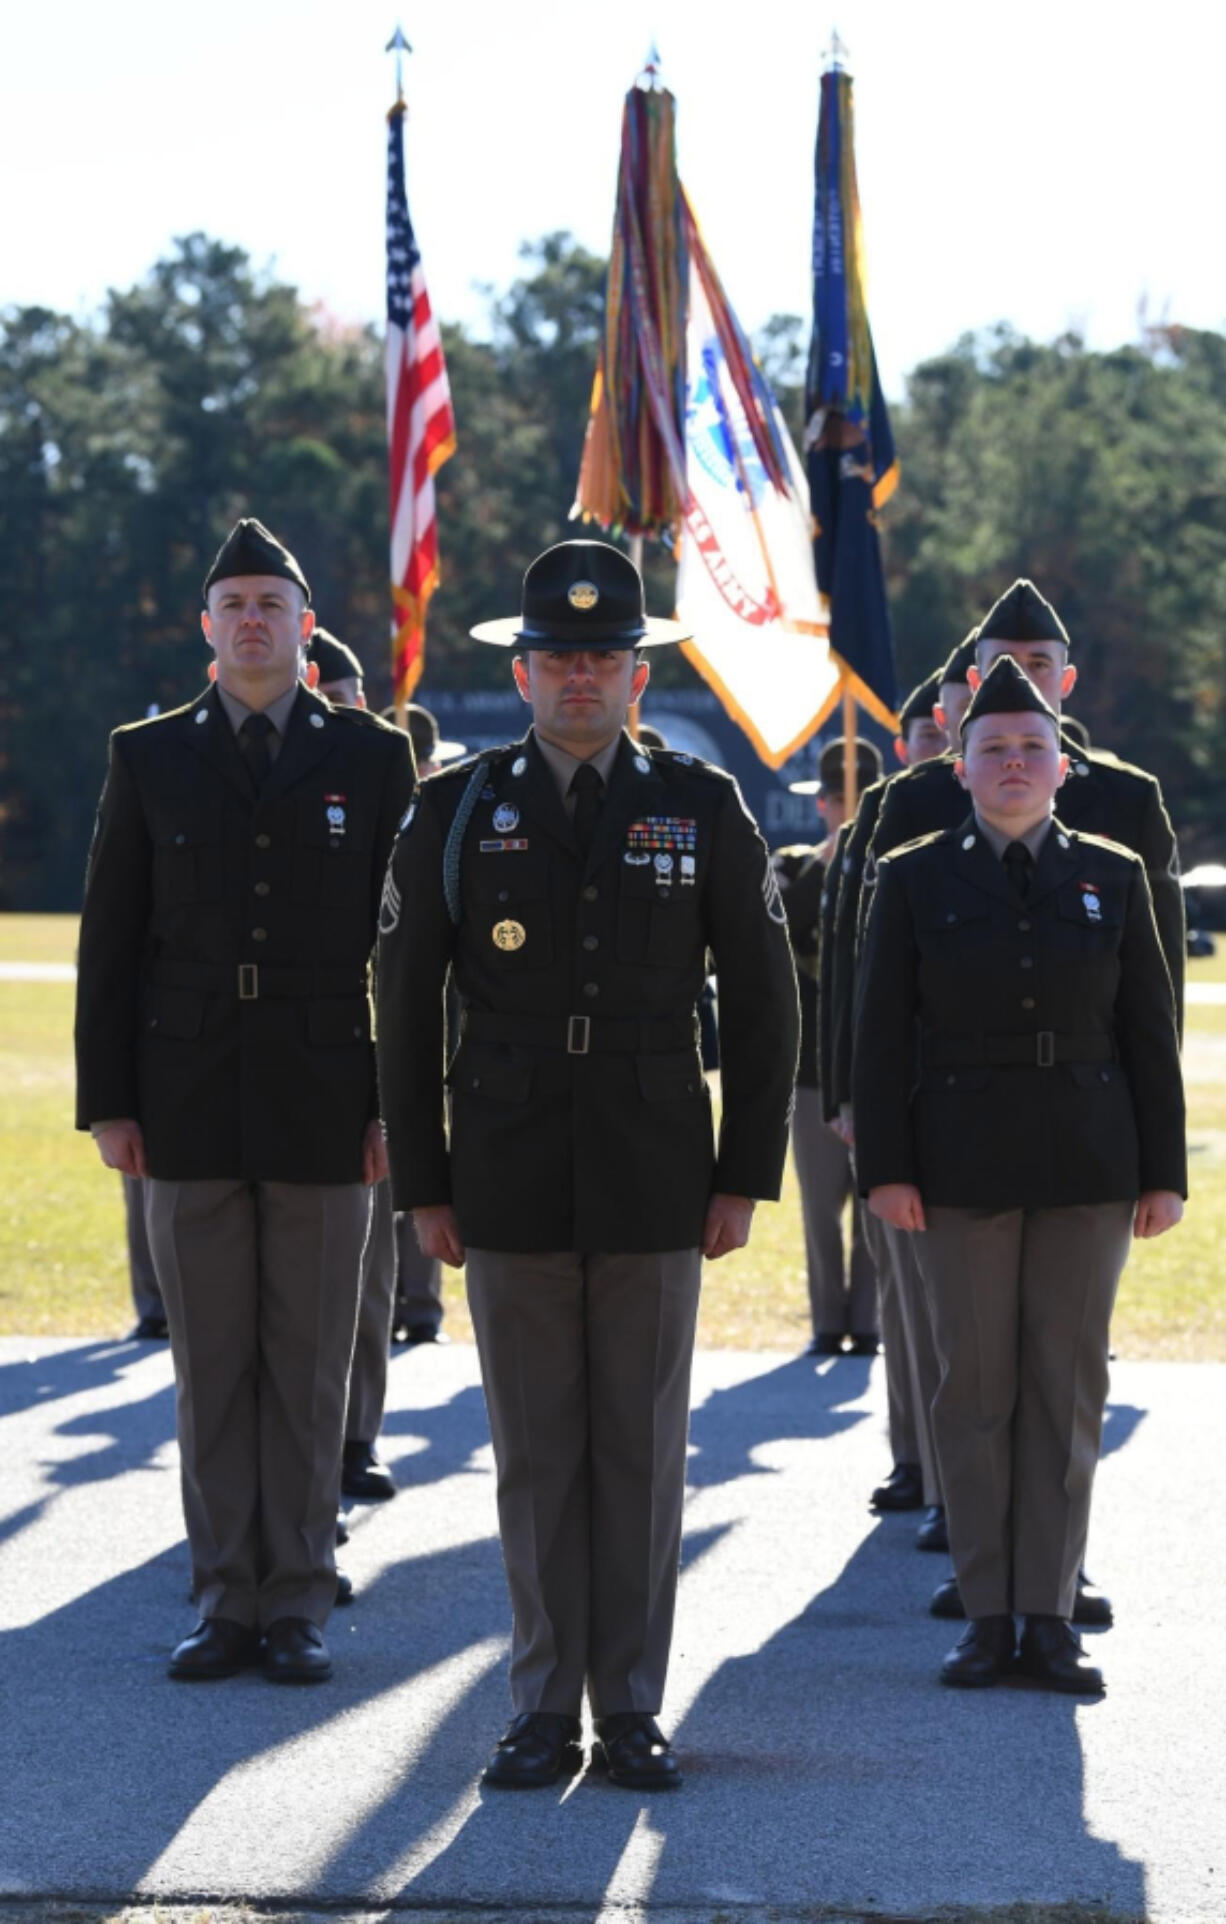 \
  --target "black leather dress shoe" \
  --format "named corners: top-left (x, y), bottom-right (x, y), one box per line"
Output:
top-left (807, 1332), bottom-right (846, 1357)
top-left (481, 1712), bottom-right (583, 1789)
top-left (1017, 1616), bottom-right (1104, 1695)
top-left (335, 1571), bottom-right (354, 1607)
top-left (336, 1509), bottom-right (351, 1547)
top-left (870, 1462), bottom-right (924, 1512)
top-left (848, 1332), bottom-right (880, 1356)
top-left (263, 1618), bottom-right (332, 1684)
top-left (405, 1322), bottom-right (449, 1346)
top-left (931, 1569), bottom-right (1113, 1628)
top-left (592, 1713), bottom-right (682, 1790)
top-left (131, 1314), bottom-right (169, 1341)
top-left (168, 1617), bottom-right (259, 1681)
top-left (916, 1504), bottom-right (949, 1551)
top-left (939, 1615), bottom-right (1016, 1688)
top-left (341, 1440), bottom-right (396, 1501)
